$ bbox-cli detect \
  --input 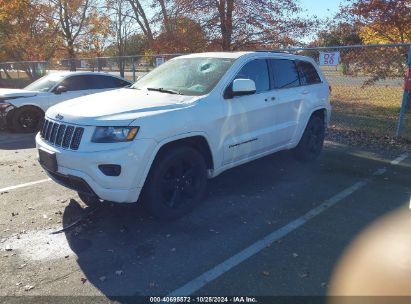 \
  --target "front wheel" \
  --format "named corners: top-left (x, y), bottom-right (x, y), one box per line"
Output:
top-left (294, 115), bottom-right (325, 161)
top-left (142, 146), bottom-right (208, 219)
top-left (10, 106), bottom-right (44, 133)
